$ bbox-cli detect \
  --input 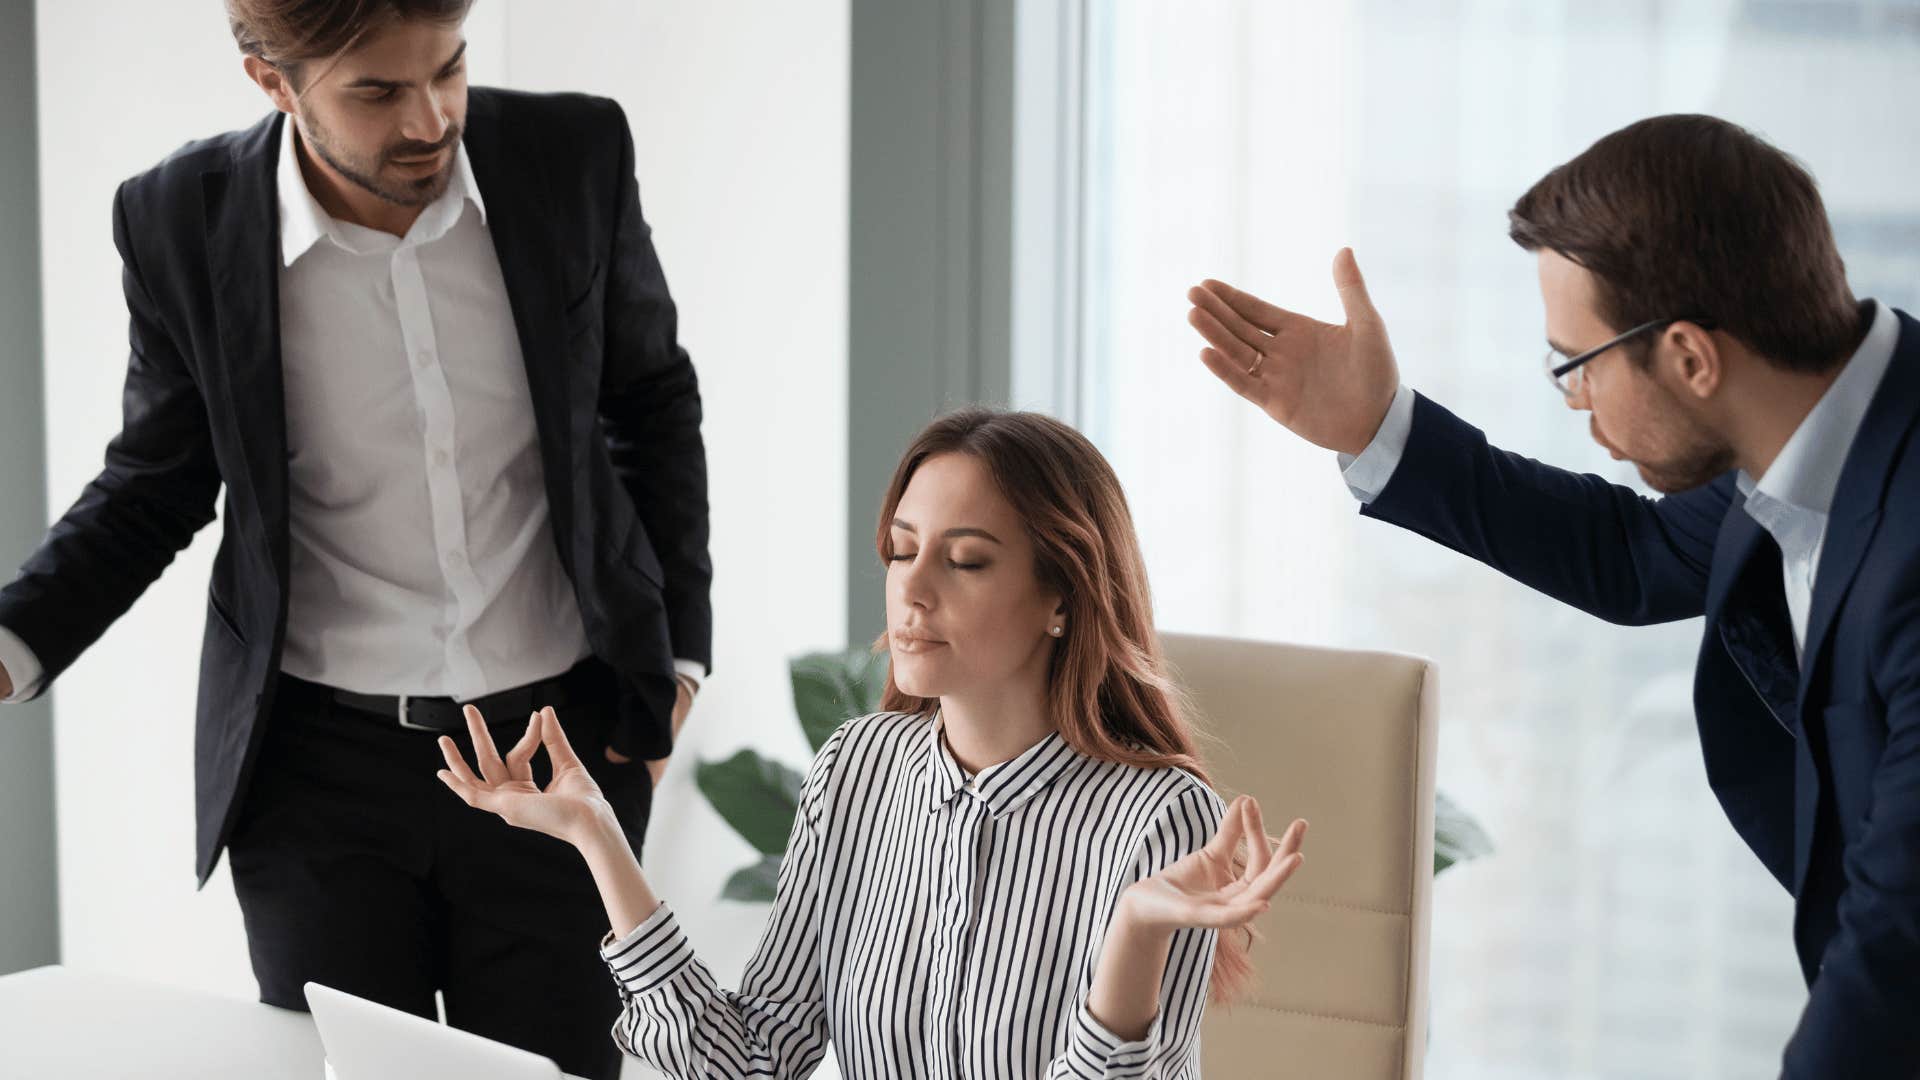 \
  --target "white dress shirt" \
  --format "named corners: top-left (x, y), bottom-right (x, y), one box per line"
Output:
top-left (600, 710), bottom-right (1222, 1079)
top-left (274, 123), bottom-right (595, 698)
top-left (0, 121), bottom-right (701, 702)
top-left (1338, 300), bottom-right (1901, 659)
